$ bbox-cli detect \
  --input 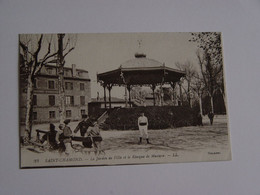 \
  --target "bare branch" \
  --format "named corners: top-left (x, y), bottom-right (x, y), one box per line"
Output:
top-left (19, 41), bottom-right (28, 53)
top-left (33, 34), bottom-right (43, 57)
top-left (34, 51), bottom-right (59, 75)
top-left (63, 47), bottom-right (75, 58)
top-left (196, 50), bottom-right (208, 88)
top-left (63, 36), bottom-right (70, 51)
